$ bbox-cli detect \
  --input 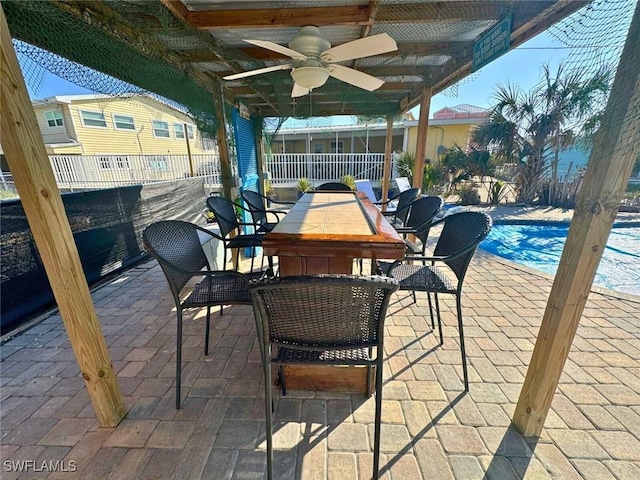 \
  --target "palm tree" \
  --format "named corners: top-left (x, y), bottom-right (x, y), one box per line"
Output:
top-left (472, 64), bottom-right (610, 204)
